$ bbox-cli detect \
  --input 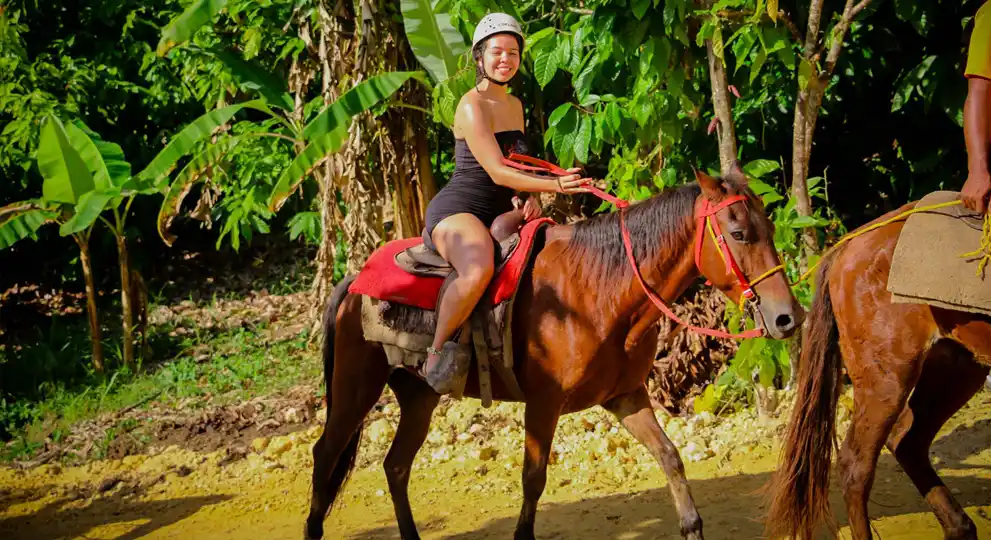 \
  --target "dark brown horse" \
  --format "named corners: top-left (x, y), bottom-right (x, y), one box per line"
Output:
top-left (765, 200), bottom-right (991, 539)
top-left (305, 169), bottom-right (804, 540)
